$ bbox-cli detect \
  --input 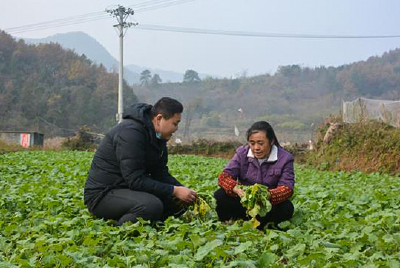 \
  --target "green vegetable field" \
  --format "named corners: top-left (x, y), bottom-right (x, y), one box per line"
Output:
top-left (1, 151), bottom-right (400, 267)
